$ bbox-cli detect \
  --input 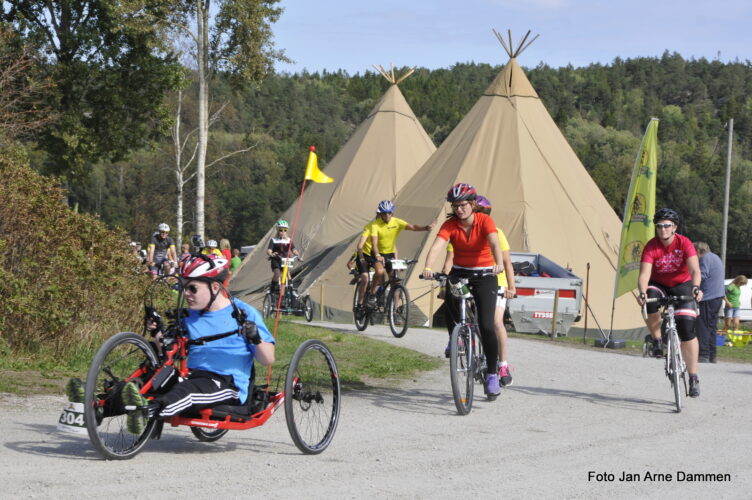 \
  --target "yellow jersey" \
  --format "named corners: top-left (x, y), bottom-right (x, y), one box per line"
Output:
top-left (367, 217), bottom-right (408, 254)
